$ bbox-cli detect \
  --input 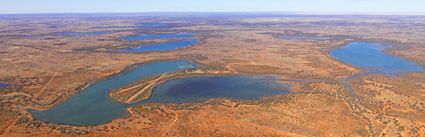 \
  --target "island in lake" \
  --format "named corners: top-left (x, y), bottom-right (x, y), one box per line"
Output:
top-left (1, 13), bottom-right (424, 137)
